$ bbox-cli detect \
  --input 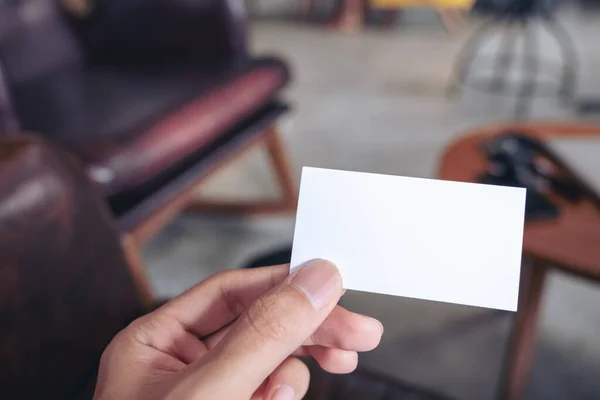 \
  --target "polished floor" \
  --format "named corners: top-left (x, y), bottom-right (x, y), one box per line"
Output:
top-left (143, 9), bottom-right (600, 400)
